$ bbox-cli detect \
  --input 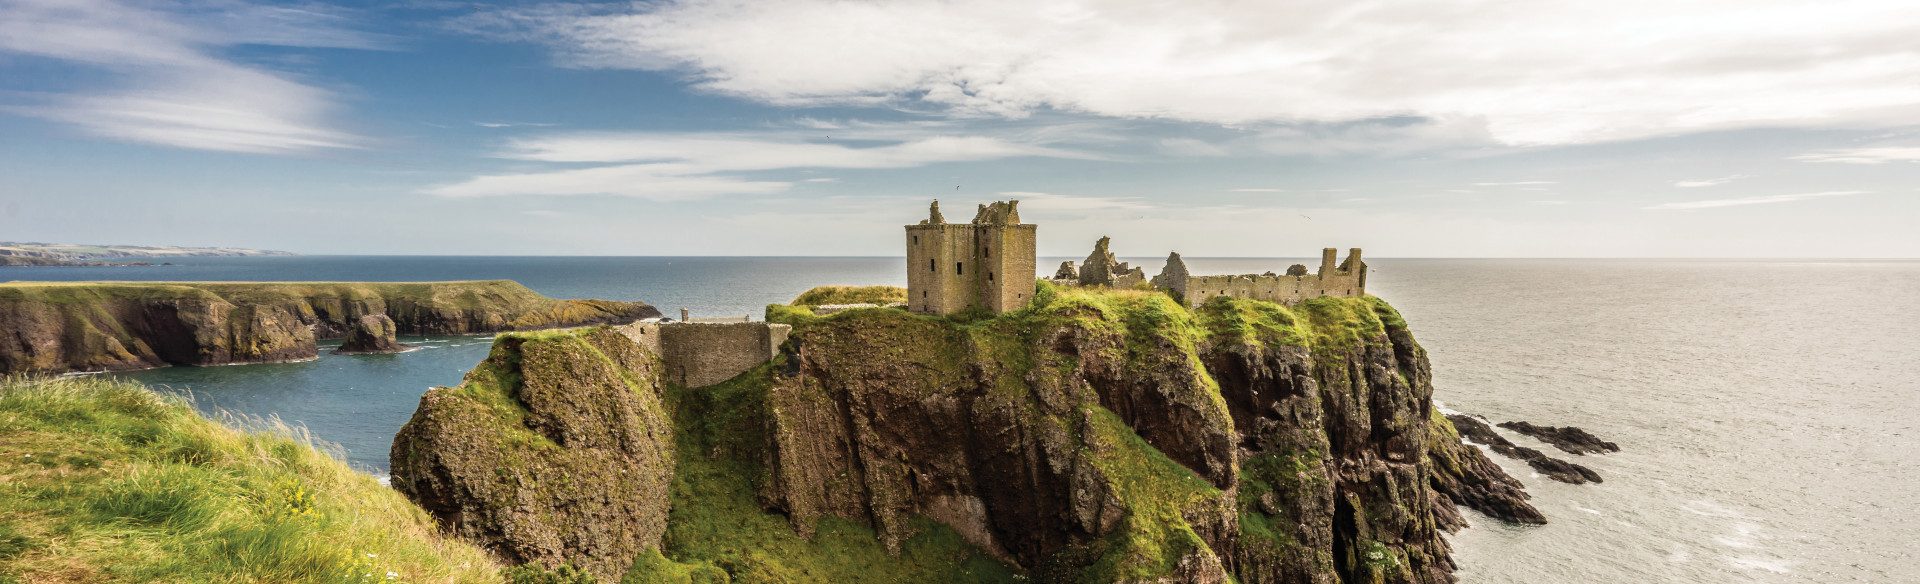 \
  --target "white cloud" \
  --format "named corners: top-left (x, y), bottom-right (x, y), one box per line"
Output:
top-left (802, 177), bottom-right (837, 182)
top-left (1675, 175), bottom-right (1750, 187)
top-left (428, 132), bottom-right (1093, 199)
top-left (1645, 191), bottom-right (1868, 210)
top-left (1473, 181), bottom-right (1558, 187)
top-left (1157, 137), bottom-right (1229, 157)
top-left (998, 191), bottom-right (1155, 212)
top-left (475, 121), bottom-right (558, 128)
top-left (0, 0), bottom-right (381, 154)
top-left (1228, 188), bottom-right (1284, 193)
top-left (1790, 147), bottom-right (1920, 164)
top-left (462, 0), bottom-right (1920, 145)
